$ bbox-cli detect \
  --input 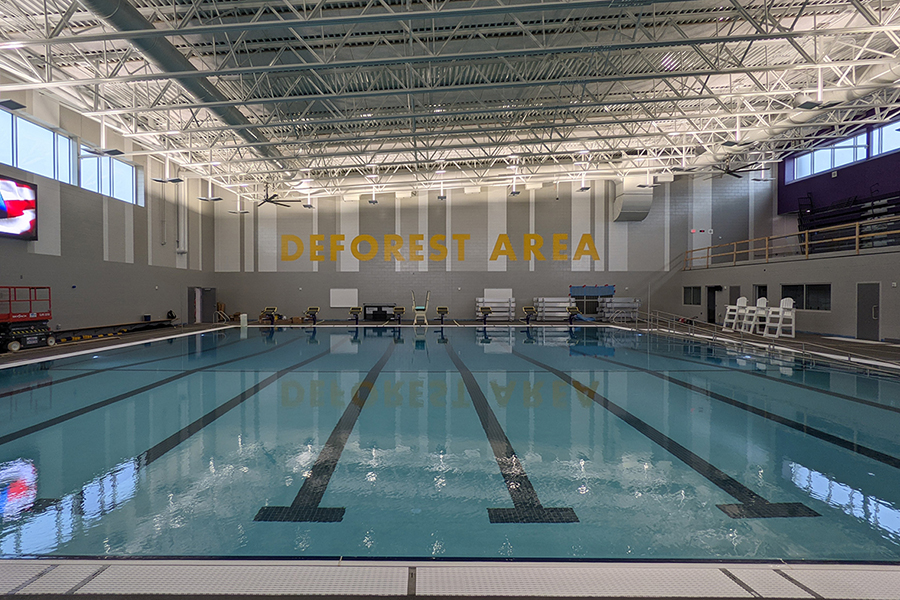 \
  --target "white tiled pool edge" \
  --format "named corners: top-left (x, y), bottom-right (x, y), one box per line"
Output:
top-left (1, 560), bottom-right (899, 598)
